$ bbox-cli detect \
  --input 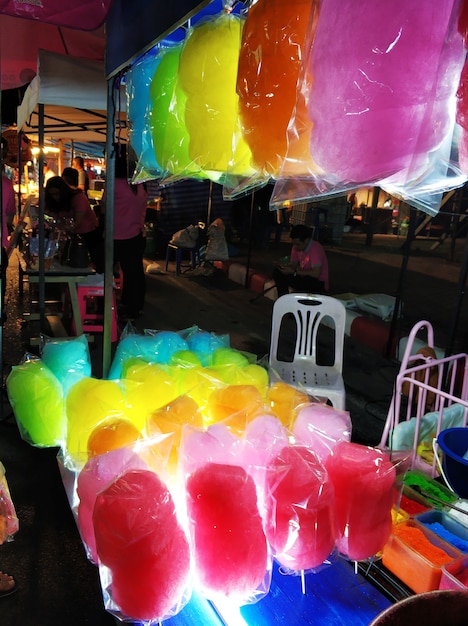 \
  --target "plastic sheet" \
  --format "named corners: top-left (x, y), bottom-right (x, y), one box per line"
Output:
top-left (265, 380), bottom-right (310, 429)
top-left (0, 461), bottom-right (18, 544)
top-left (456, 0), bottom-right (468, 173)
top-left (65, 377), bottom-right (130, 468)
top-left (120, 361), bottom-right (180, 430)
top-left (76, 447), bottom-right (147, 564)
top-left (108, 330), bottom-right (189, 379)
